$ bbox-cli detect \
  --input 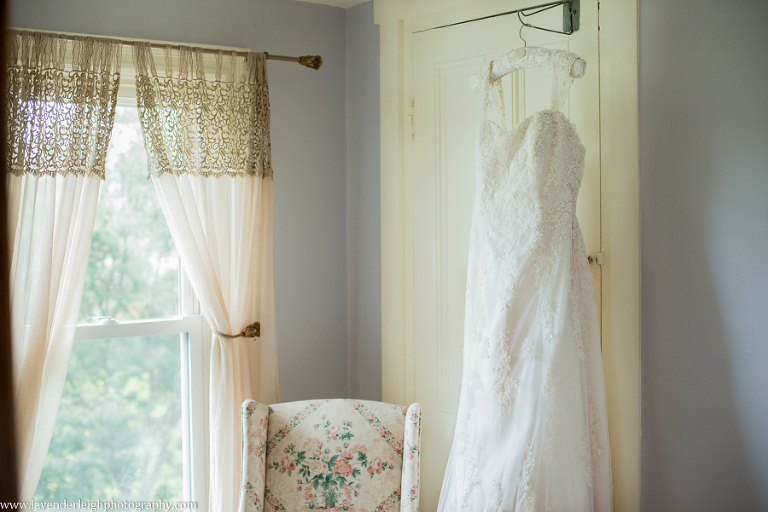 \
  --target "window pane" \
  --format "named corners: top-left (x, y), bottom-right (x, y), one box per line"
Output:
top-left (79, 107), bottom-right (179, 321)
top-left (36, 335), bottom-right (183, 501)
